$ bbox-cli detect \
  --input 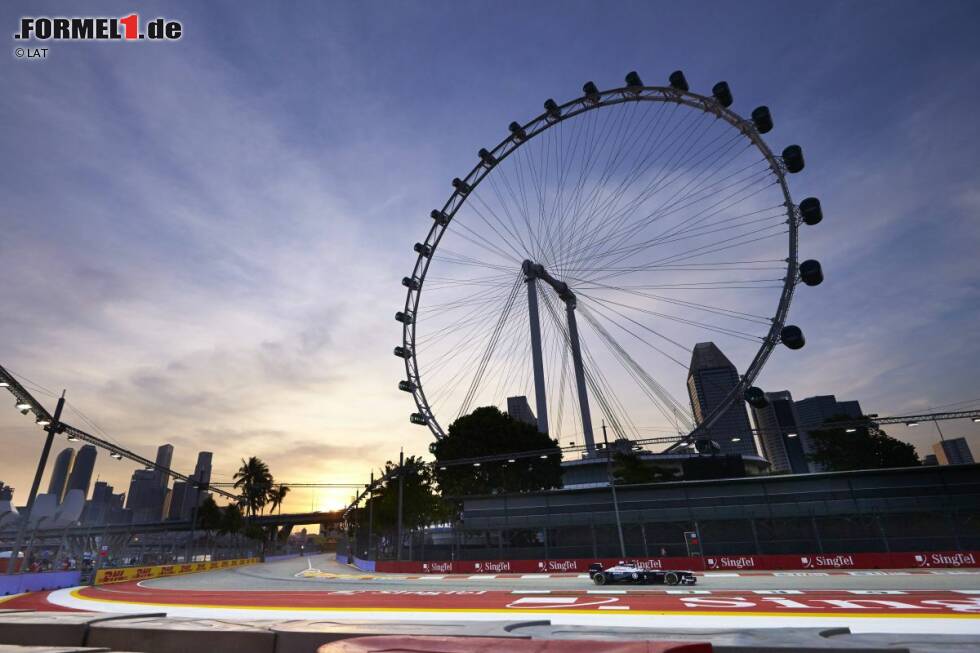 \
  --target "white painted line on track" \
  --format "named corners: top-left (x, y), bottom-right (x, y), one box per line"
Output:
top-left (509, 596), bottom-right (579, 604)
top-left (519, 574), bottom-right (551, 579)
top-left (44, 587), bottom-right (980, 635)
top-left (703, 572), bottom-right (740, 577)
top-left (598, 605), bottom-right (630, 610)
top-left (576, 574), bottom-right (590, 579)
top-left (954, 590), bottom-right (980, 594)
top-left (468, 575), bottom-right (496, 580)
